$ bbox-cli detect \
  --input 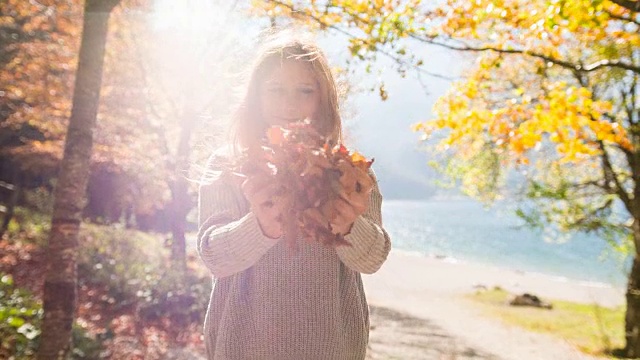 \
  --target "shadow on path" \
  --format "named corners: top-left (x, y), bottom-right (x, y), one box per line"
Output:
top-left (367, 306), bottom-right (503, 360)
